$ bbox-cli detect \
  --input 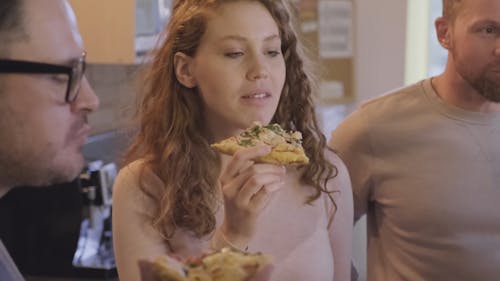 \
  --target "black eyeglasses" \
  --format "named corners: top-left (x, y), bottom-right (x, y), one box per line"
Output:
top-left (0, 52), bottom-right (86, 103)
